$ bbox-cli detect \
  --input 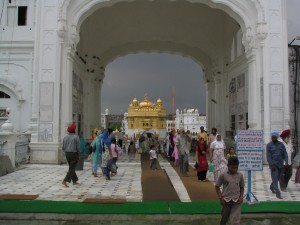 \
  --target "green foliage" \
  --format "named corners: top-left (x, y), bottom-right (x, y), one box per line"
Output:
top-left (108, 122), bottom-right (121, 130)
